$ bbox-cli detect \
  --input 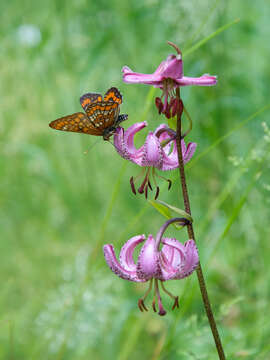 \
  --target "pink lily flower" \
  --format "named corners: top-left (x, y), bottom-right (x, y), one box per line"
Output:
top-left (122, 42), bottom-right (217, 118)
top-left (114, 121), bottom-right (196, 198)
top-left (103, 218), bottom-right (199, 316)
